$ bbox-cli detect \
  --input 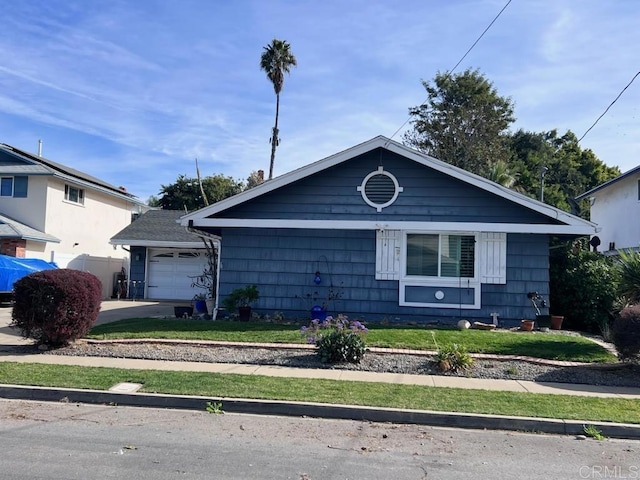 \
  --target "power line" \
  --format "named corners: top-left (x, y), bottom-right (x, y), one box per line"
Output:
top-left (578, 70), bottom-right (640, 142)
top-left (388, 0), bottom-right (513, 142)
